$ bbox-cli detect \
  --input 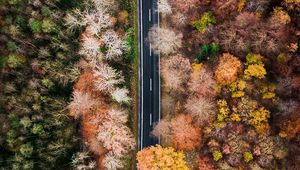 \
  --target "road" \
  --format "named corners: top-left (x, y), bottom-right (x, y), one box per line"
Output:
top-left (138, 0), bottom-right (160, 149)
